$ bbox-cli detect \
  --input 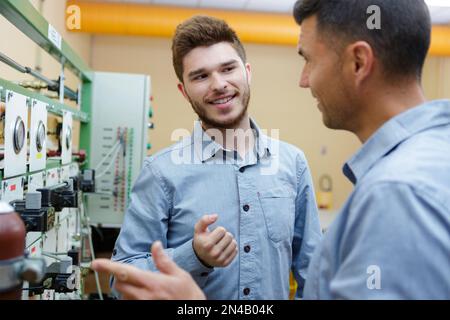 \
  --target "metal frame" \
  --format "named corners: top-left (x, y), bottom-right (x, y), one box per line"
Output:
top-left (0, 1), bottom-right (96, 300)
top-left (0, 0), bottom-right (91, 82)
top-left (0, 80), bottom-right (89, 122)
top-left (0, 0), bottom-right (93, 180)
